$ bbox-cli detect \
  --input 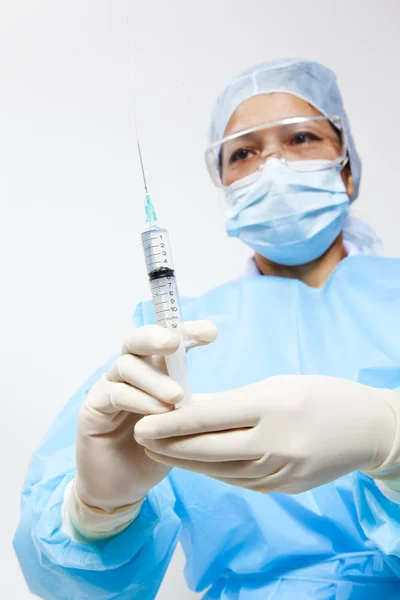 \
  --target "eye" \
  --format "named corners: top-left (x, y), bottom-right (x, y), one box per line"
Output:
top-left (290, 131), bottom-right (321, 145)
top-left (228, 147), bottom-right (255, 165)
